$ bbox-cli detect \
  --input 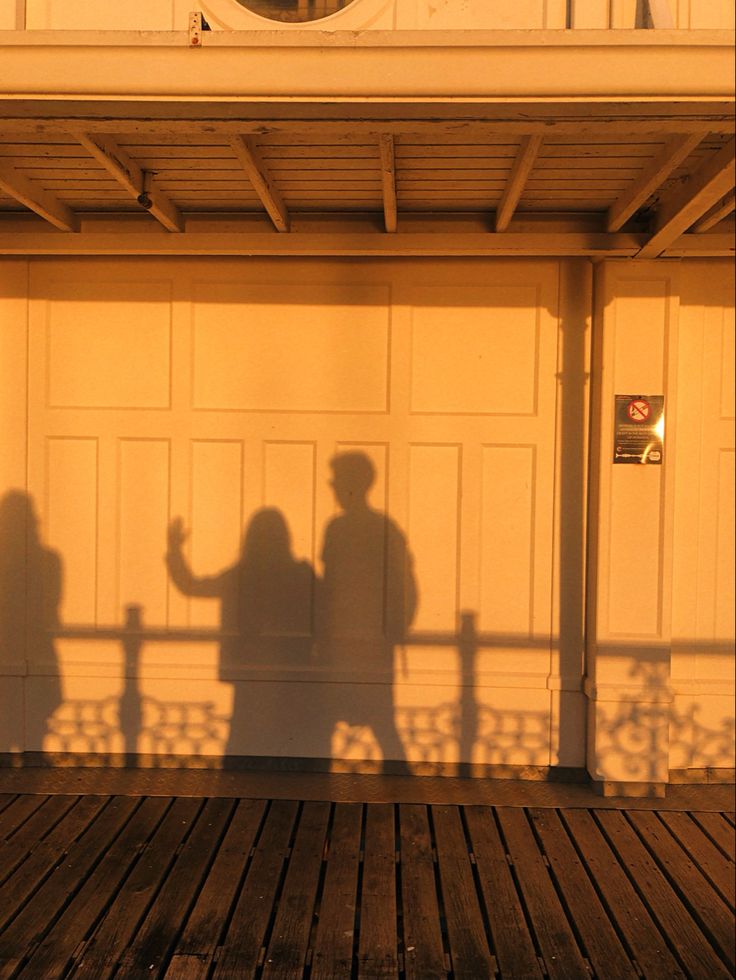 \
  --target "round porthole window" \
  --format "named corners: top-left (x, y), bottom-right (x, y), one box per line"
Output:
top-left (234, 0), bottom-right (357, 22)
